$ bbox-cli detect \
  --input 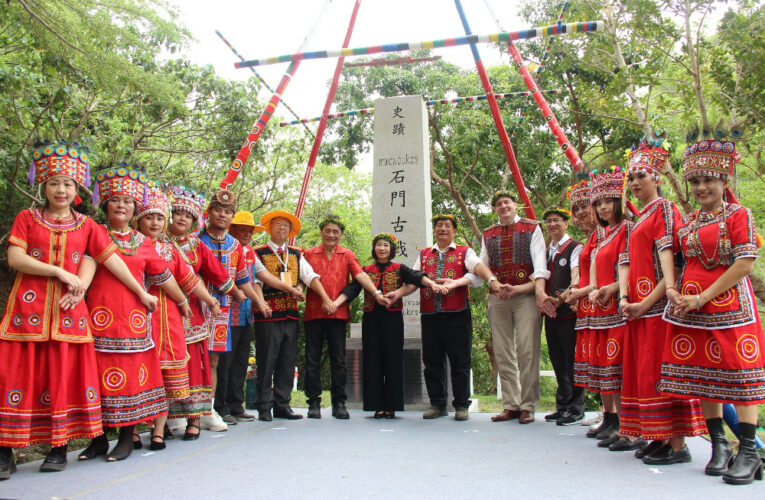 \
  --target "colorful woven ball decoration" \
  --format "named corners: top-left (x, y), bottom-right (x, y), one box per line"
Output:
top-left (207, 188), bottom-right (238, 212)
top-left (94, 164), bottom-right (149, 206)
top-left (29, 140), bottom-right (91, 187)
